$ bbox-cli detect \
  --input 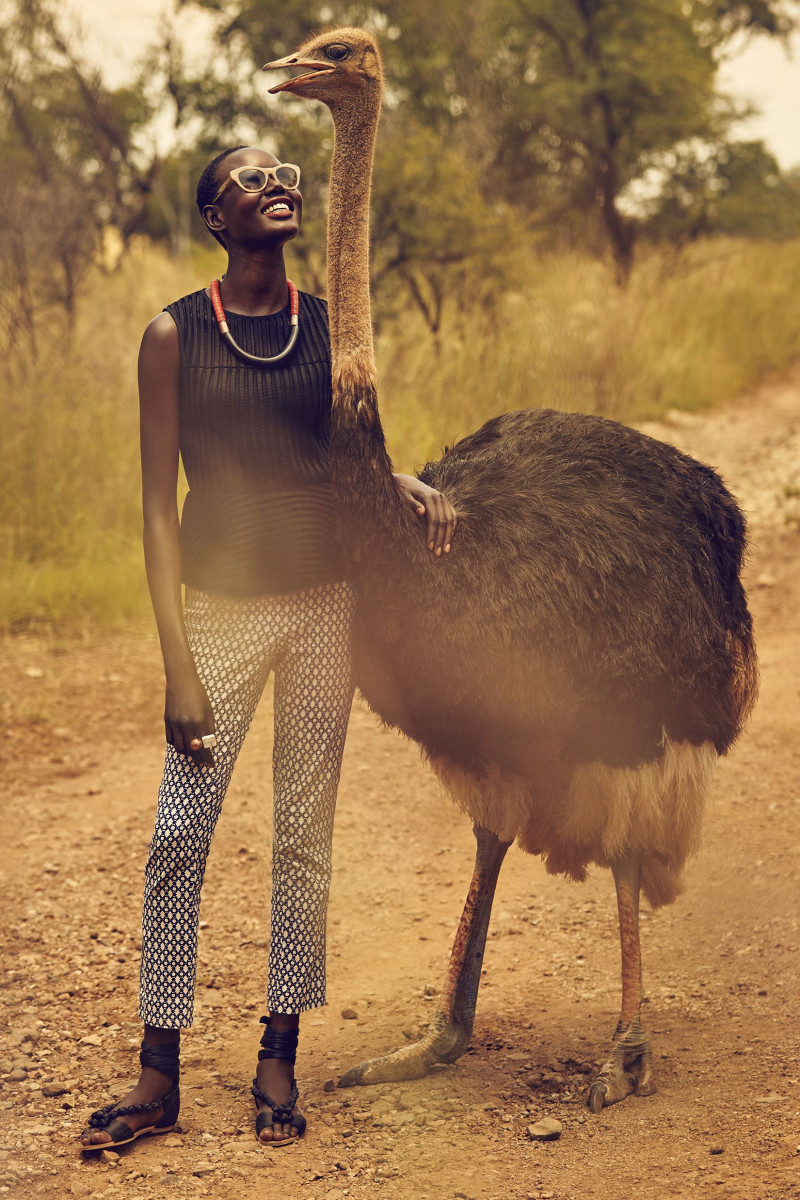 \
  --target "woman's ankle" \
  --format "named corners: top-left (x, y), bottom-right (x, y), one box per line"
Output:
top-left (266, 1012), bottom-right (299, 1032)
top-left (143, 1023), bottom-right (181, 1046)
